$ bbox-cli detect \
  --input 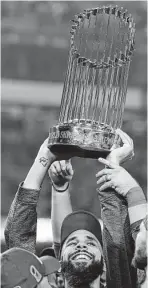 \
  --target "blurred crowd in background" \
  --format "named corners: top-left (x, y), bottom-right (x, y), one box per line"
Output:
top-left (1, 1), bottom-right (147, 250)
